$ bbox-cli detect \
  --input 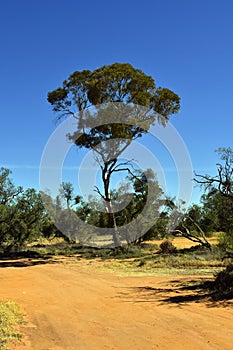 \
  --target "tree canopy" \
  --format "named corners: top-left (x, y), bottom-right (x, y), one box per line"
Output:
top-left (48, 63), bottom-right (180, 119)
